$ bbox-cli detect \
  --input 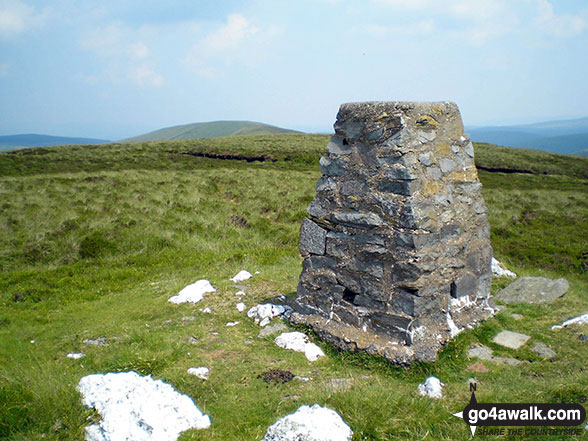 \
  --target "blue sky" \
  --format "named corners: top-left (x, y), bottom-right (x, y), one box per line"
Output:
top-left (1, 0), bottom-right (587, 140)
